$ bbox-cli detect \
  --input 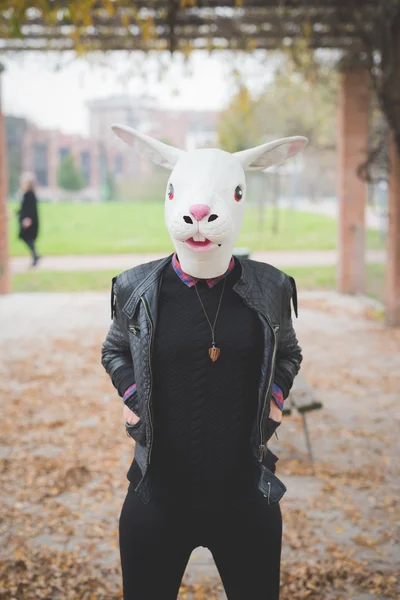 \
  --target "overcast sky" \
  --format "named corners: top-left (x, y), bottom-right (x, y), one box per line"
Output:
top-left (2, 50), bottom-right (274, 135)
